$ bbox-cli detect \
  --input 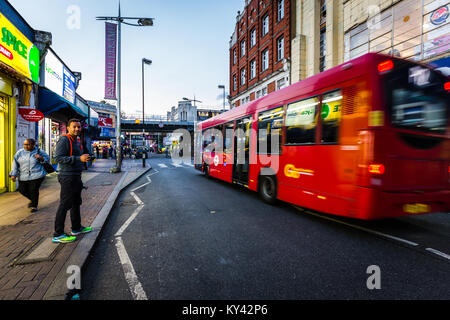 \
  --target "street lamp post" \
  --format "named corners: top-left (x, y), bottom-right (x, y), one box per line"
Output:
top-left (142, 58), bottom-right (152, 168)
top-left (218, 85), bottom-right (225, 110)
top-left (96, 2), bottom-right (154, 172)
